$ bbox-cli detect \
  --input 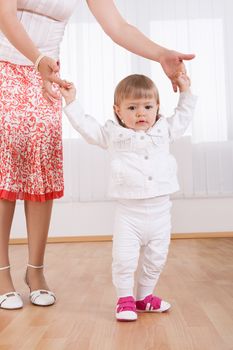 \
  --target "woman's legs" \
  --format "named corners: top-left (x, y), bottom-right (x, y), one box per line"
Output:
top-left (0, 199), bottom-right (16, 294)
top-left (24, 200), bottom-right (53, 291)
